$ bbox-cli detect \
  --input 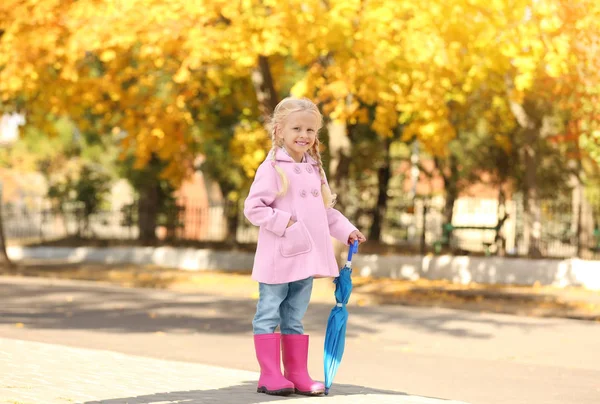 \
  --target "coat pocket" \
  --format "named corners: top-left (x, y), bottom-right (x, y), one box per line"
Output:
top-left (279, 221), bottom-right (312, 257)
